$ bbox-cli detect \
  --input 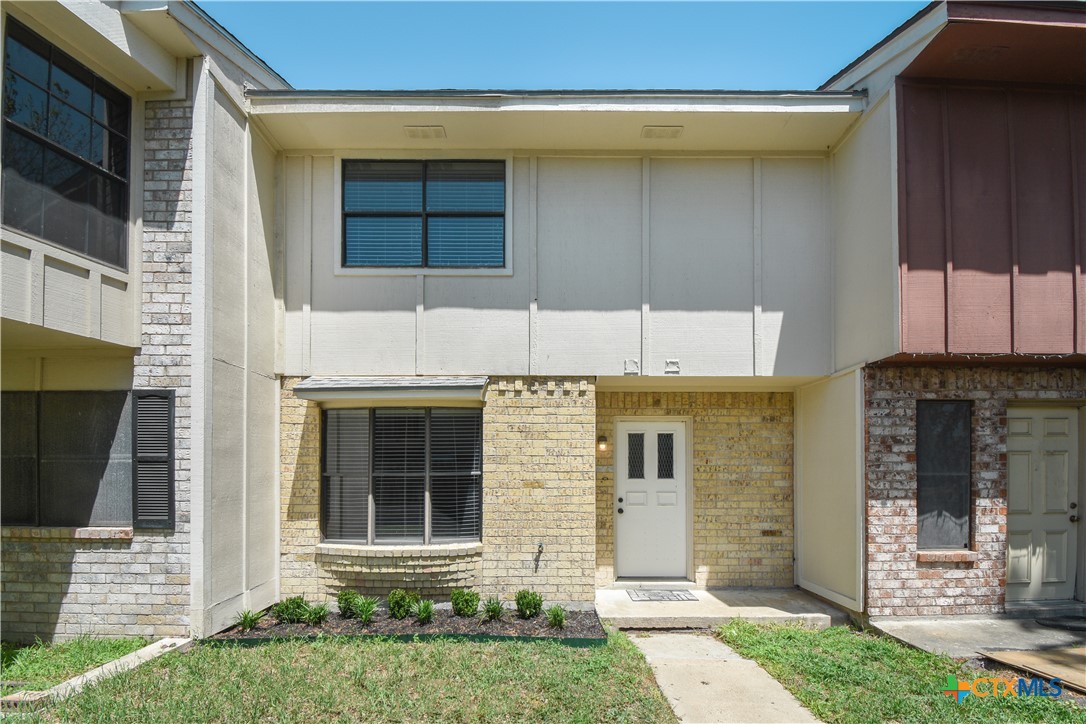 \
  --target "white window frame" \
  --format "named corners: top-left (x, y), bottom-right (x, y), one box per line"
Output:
top-left (332, 150), bottom-right (514, 277)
